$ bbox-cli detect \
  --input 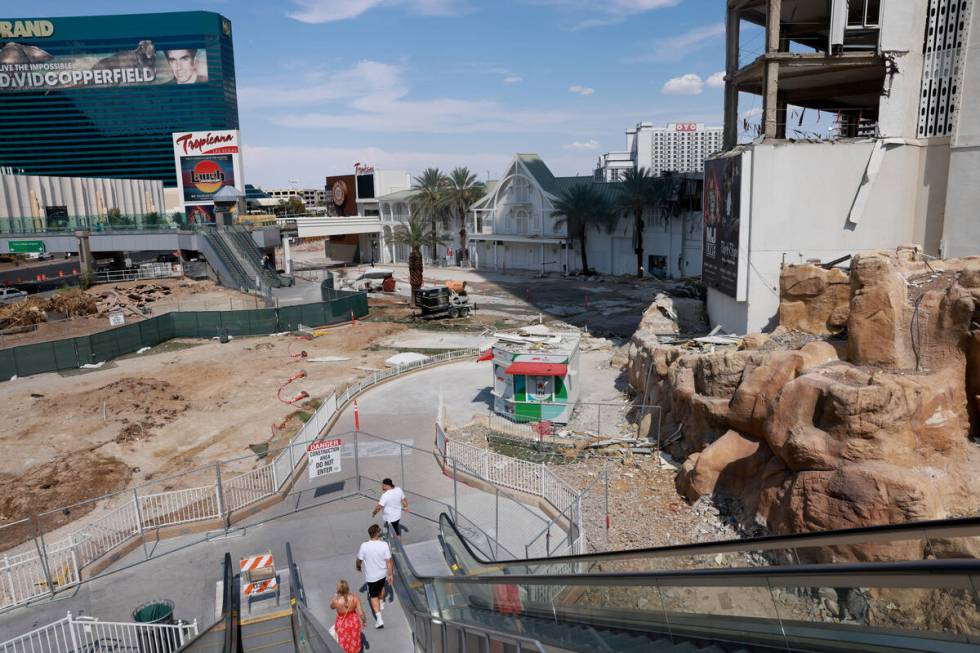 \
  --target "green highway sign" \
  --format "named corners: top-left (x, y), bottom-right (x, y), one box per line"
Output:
top-left (7, 240), bottom-right (46, 254)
